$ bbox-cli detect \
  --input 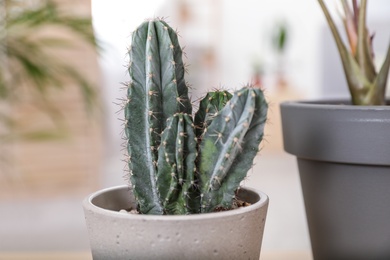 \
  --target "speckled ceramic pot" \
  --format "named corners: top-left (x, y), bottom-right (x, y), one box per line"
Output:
top-left (83, 185), bottom-right (268, 260)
